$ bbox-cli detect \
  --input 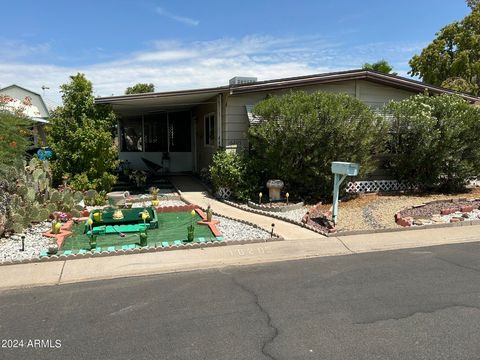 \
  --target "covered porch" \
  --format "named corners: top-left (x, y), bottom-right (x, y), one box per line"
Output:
top-left (96, 88), bottom-right (225, 173)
